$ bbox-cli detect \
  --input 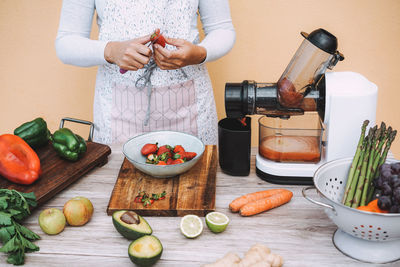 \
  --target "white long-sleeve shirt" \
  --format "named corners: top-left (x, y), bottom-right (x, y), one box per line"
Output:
top-left (55, 0), bottom-right (236, 67)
